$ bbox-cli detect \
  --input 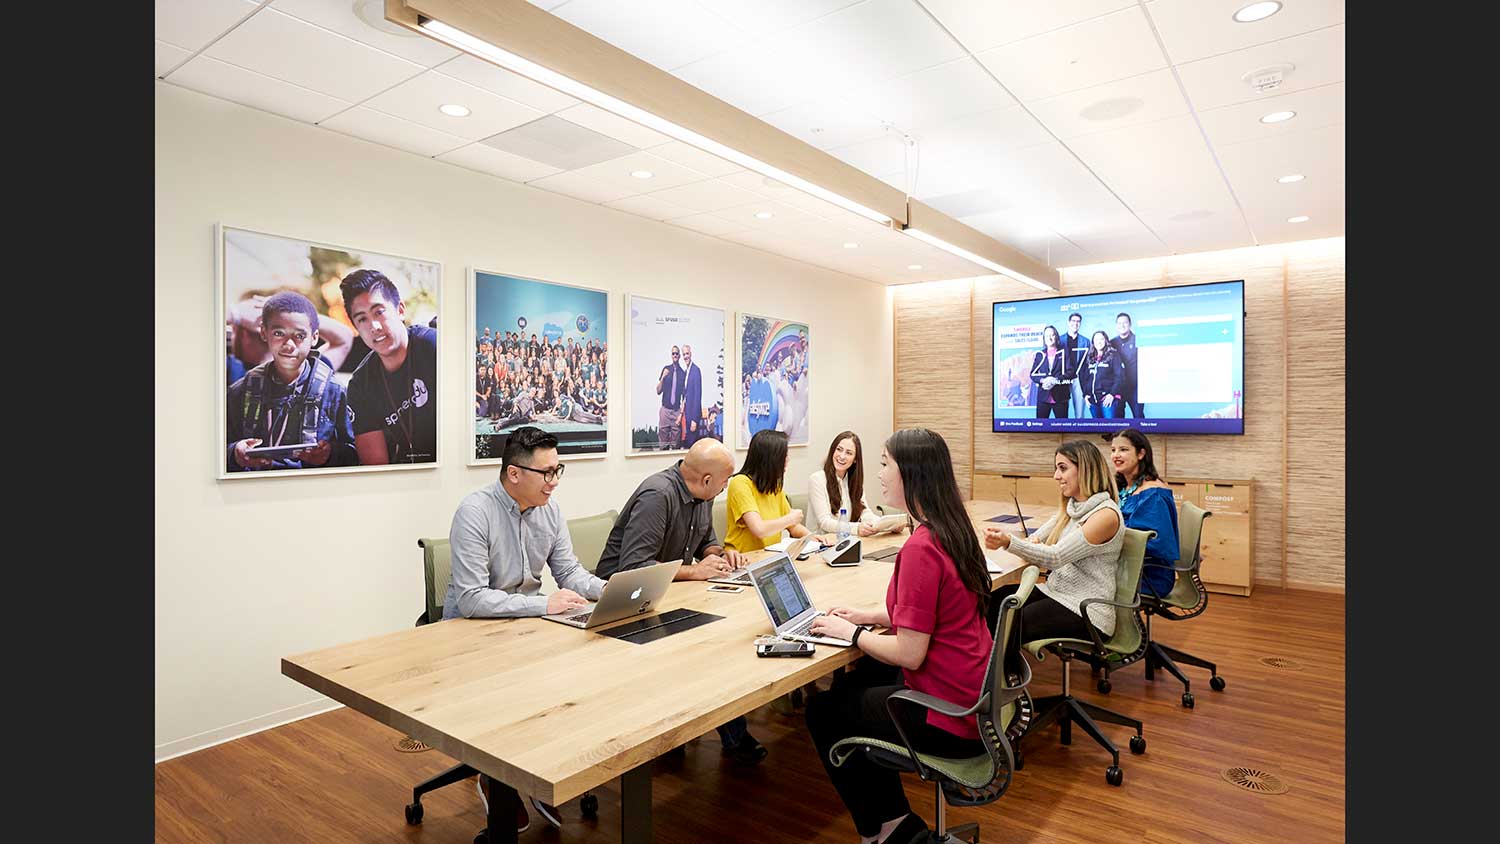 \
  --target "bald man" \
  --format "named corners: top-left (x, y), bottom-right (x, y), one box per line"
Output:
top-left (594, 438), bottom-right (744, 581)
